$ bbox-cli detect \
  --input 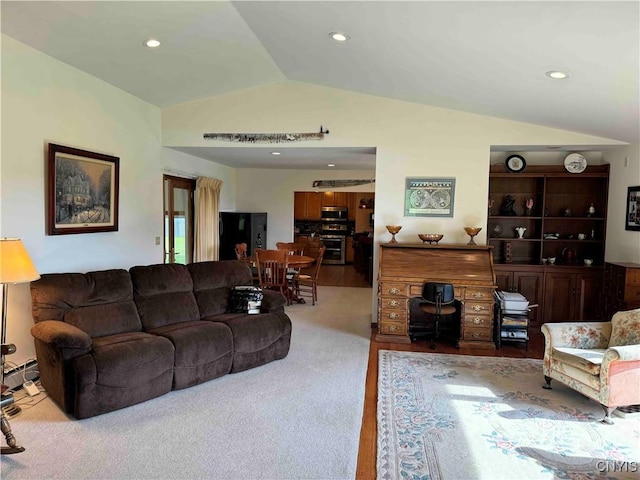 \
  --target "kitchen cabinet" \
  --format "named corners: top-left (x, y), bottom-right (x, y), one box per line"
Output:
top-left (603, 262), bottom-right (640, 320)
top-left (294, 192), bottom-right (322, 220)
top-left (321, 191), bottom-right (348, 207)
top-left (542, 268), bottom-right (603, 322)
top-left (346, 236), bottom-right (354, 263)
